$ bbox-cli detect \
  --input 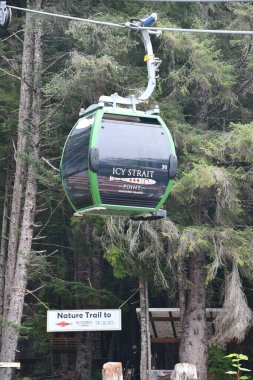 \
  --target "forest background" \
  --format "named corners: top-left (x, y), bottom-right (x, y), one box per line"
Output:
top-left (0, 0), bottom-right (253, 379)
